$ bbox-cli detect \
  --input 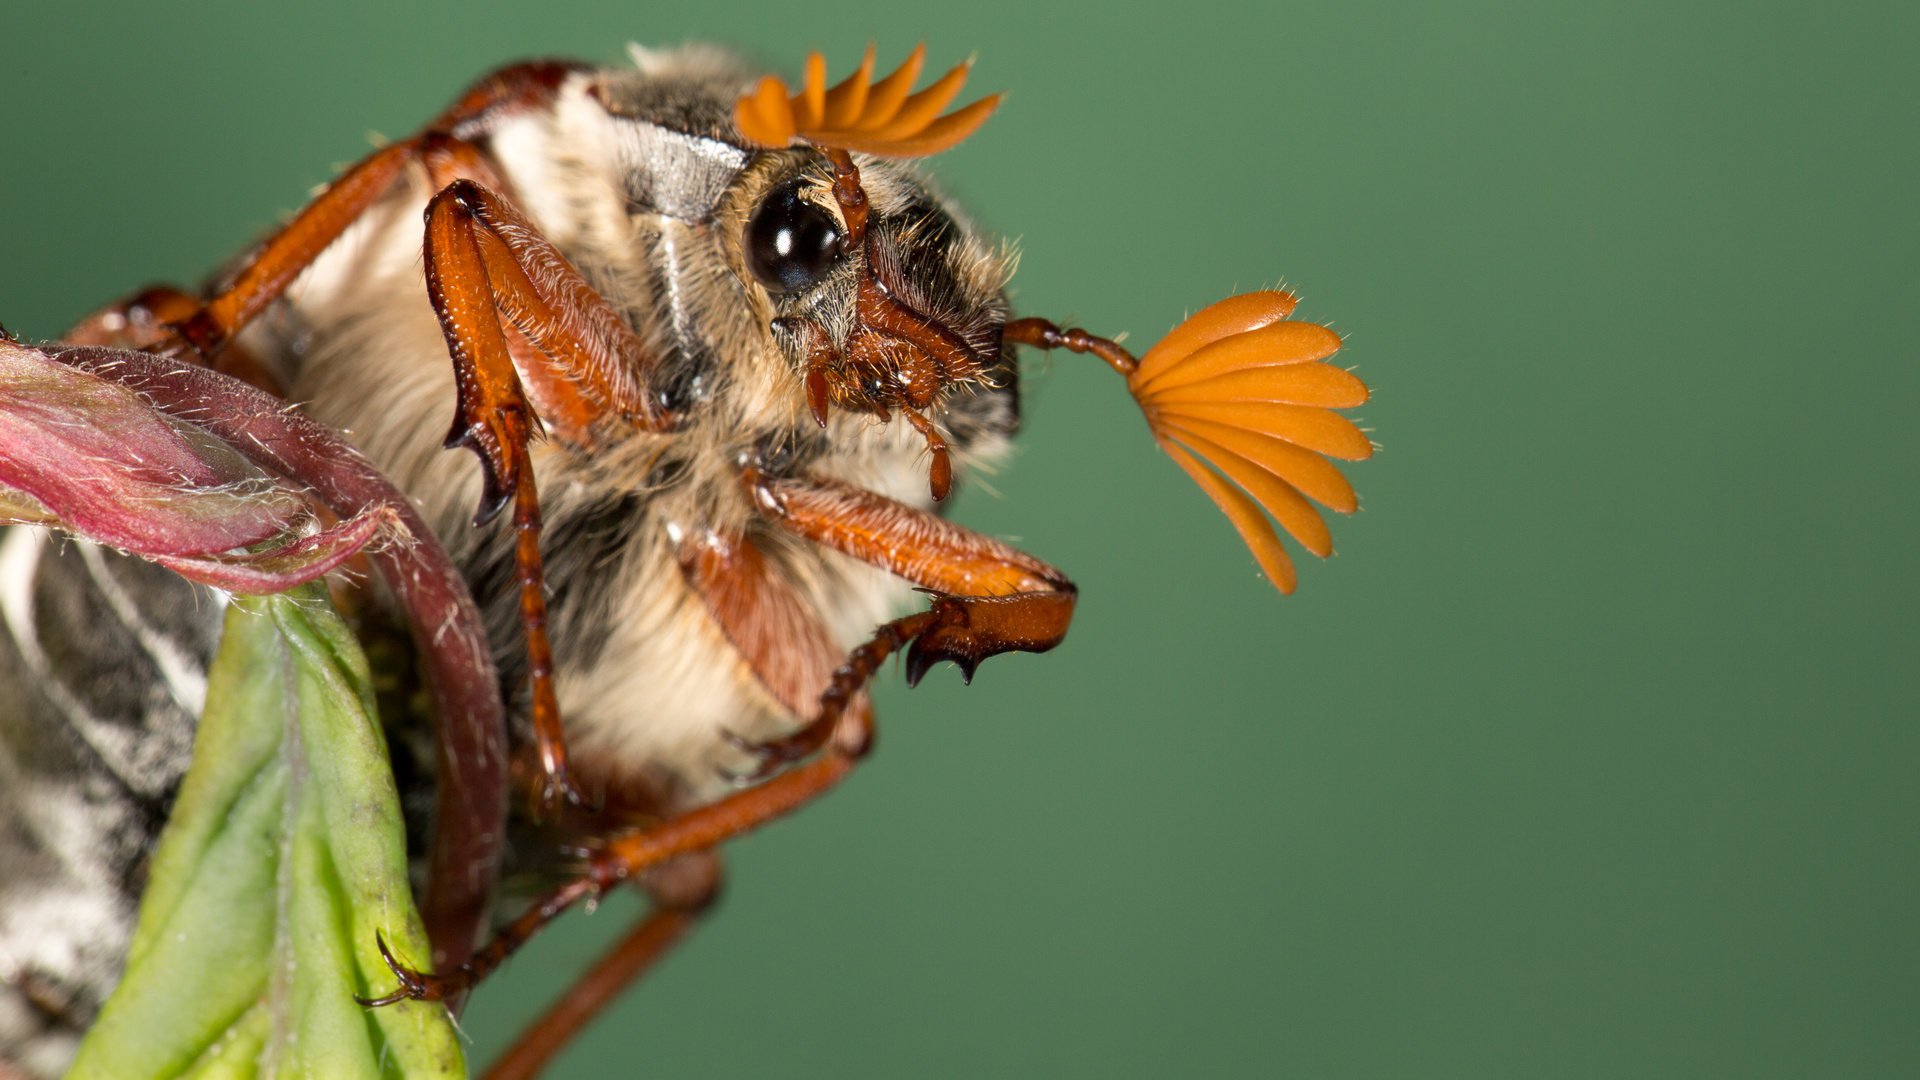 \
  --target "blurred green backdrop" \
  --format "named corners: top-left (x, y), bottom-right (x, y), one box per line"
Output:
top-left (3, 1), bottom-right (1914, 1076)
